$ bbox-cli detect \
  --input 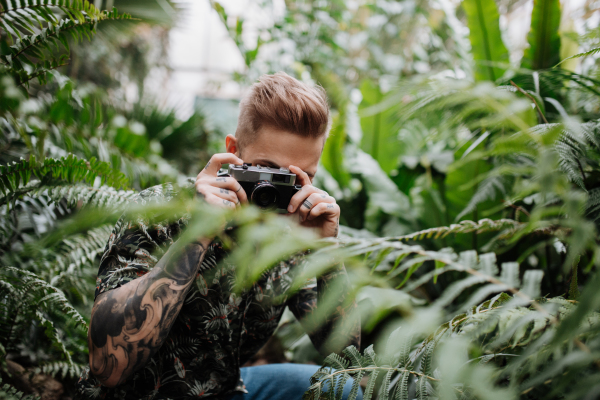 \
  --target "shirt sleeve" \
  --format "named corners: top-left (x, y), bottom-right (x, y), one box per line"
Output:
top-left (94, 183), bottom-right (188, 300)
